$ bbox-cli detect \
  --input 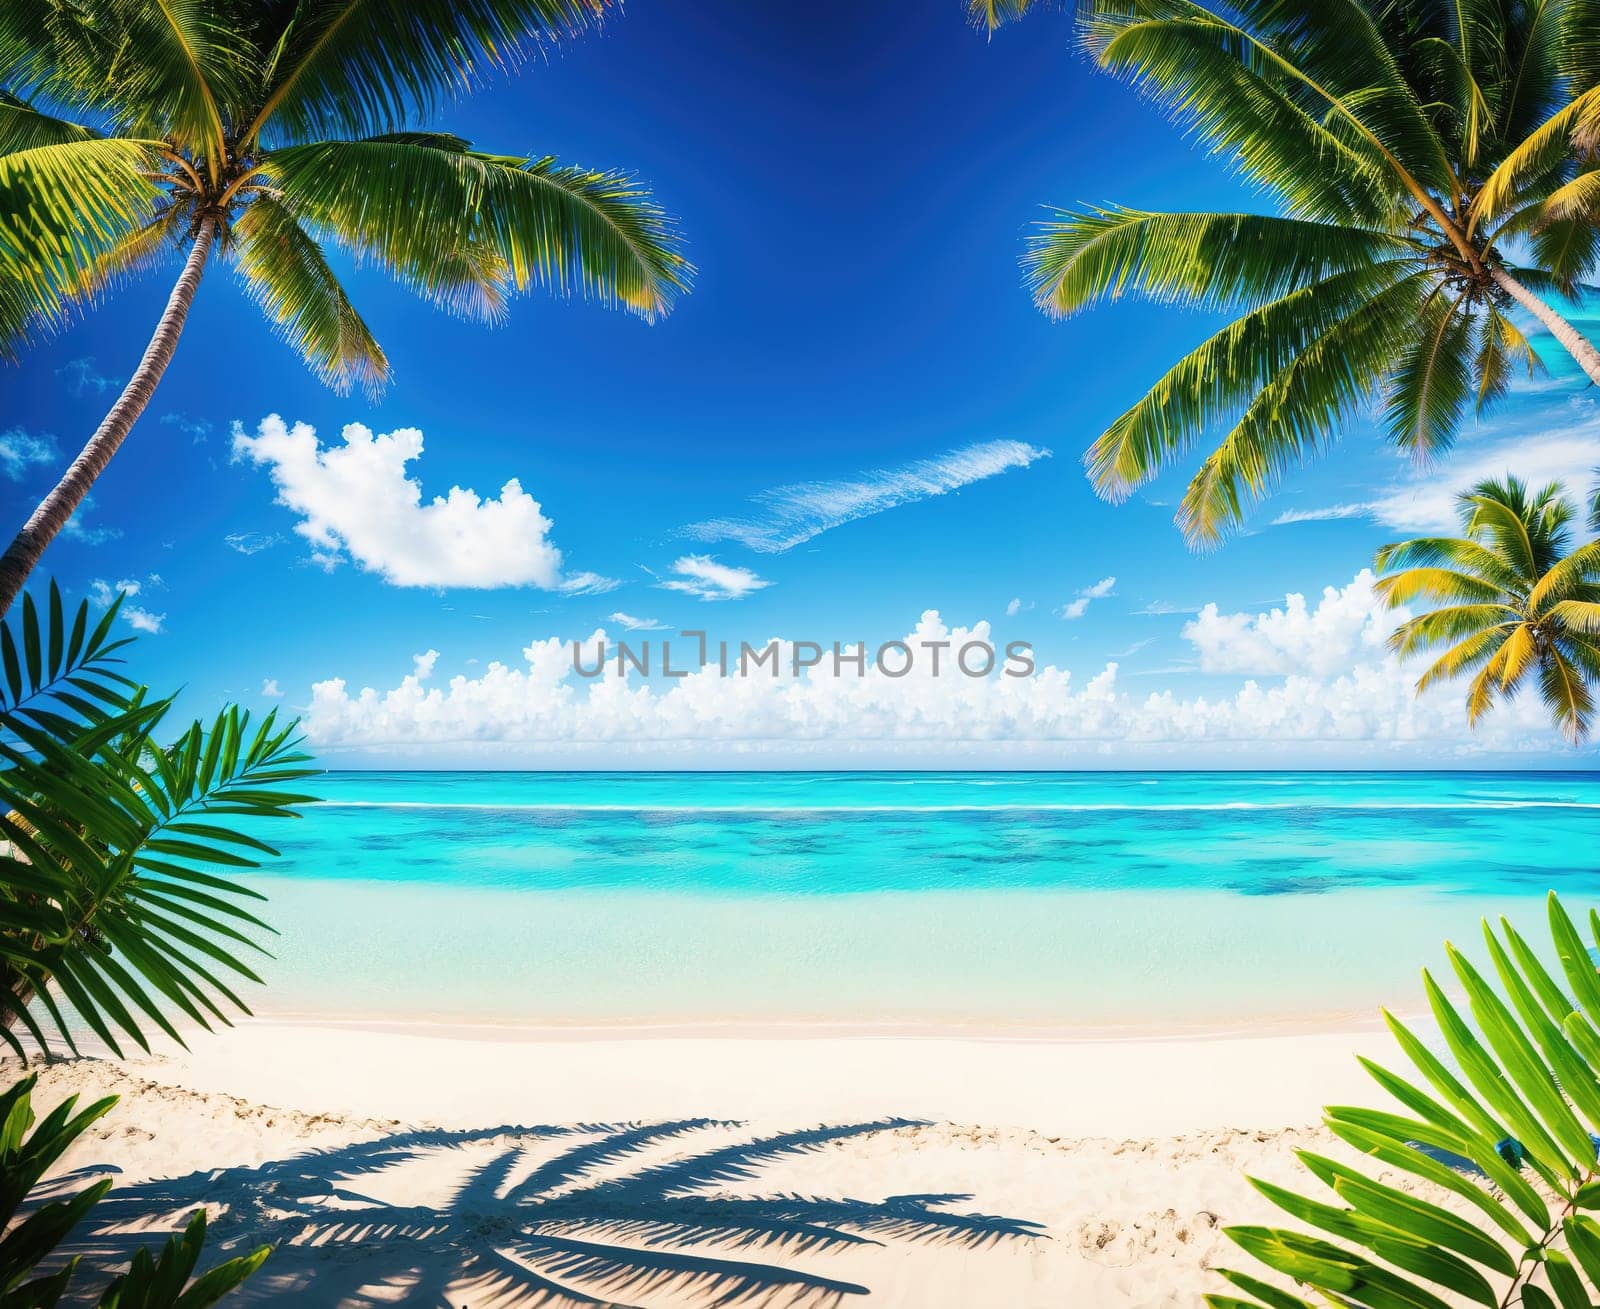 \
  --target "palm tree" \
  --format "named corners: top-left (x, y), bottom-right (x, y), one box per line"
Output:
top-left (0, 0), bottom-right (693, 614)
top-left (1374, 476), bottom-right (1600, 742)
top-left (975, 0), bottom-right (1600, 544)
